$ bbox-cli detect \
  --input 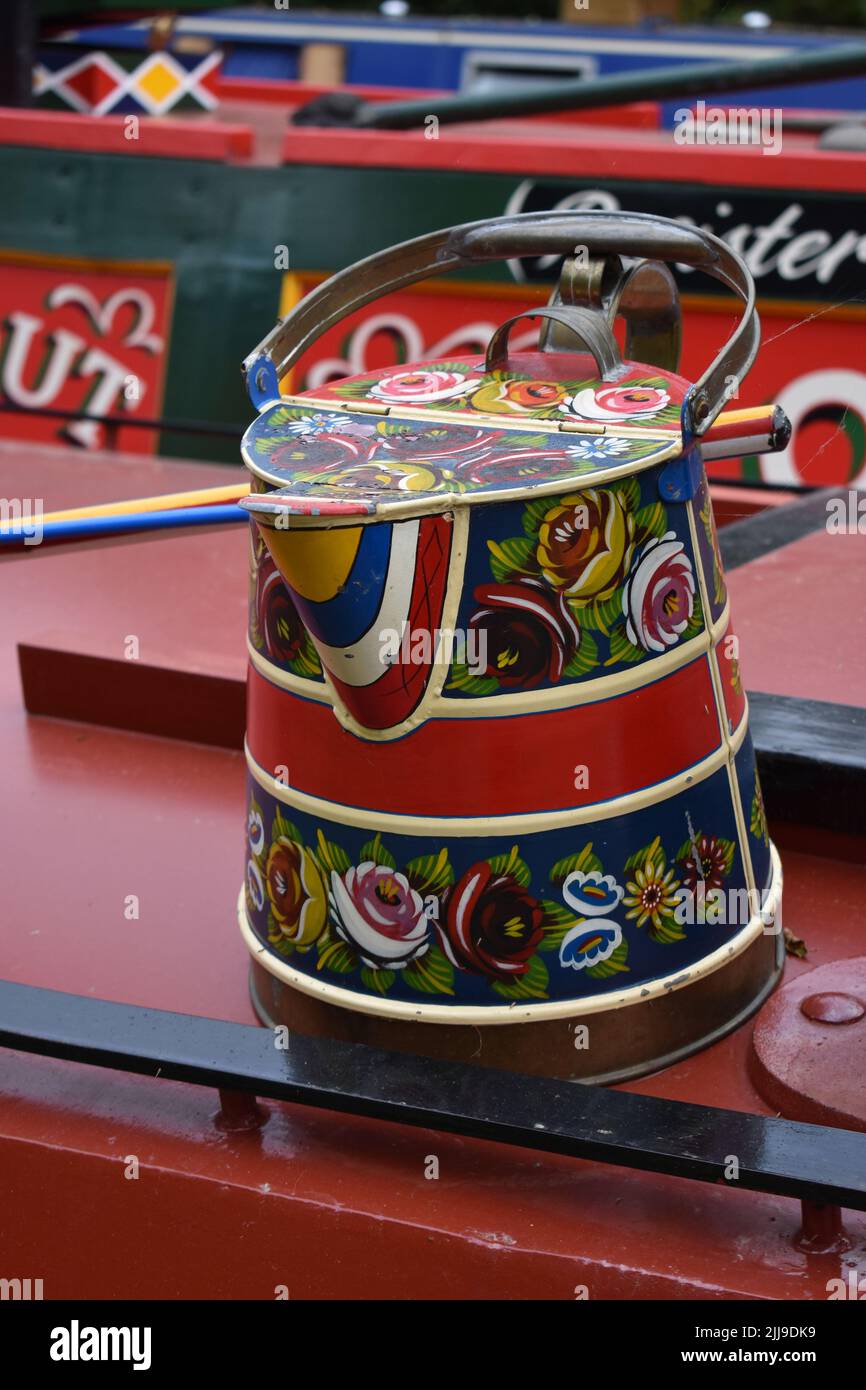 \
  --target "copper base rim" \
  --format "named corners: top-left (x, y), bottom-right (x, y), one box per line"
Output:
top-left (247, 927), bottom-right (785, 1085)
